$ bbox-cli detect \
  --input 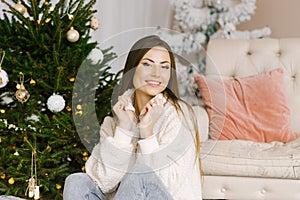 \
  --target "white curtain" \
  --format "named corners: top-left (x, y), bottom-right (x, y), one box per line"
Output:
top-left (93, 0), bottom-right (173, 41)
top-left (91, 0), bottom-right (174, 72)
